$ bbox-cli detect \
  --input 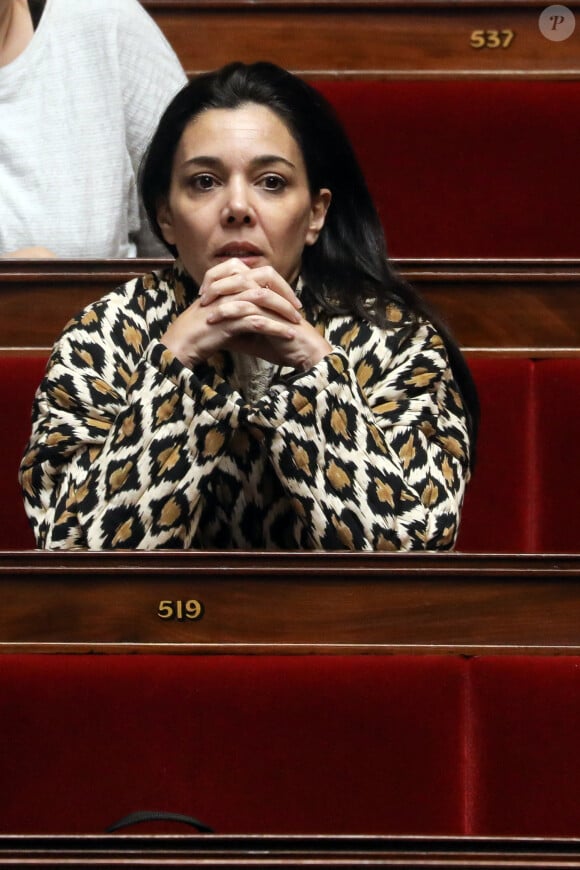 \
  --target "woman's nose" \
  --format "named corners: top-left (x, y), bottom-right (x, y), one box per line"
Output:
top-left (226, 211), bottom-right (252, 225)
top-left (221, 182), bottom-right (256, 227)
